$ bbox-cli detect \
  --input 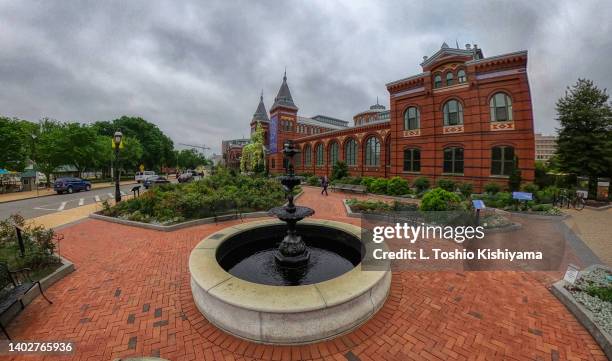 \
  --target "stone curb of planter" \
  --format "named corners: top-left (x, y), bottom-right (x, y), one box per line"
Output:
top-left (501, 209), bottom-right (569, 220)
top-left (585, 204), bottom-right (612, 211)
top-left (0, 256), bottom-right (75, 326)
top-left (550, 264), bottom-right (612, 360)
top-left (342, 199), bottom-right (522, 233)
top-left (90, 191), bottom-right (303, 232)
